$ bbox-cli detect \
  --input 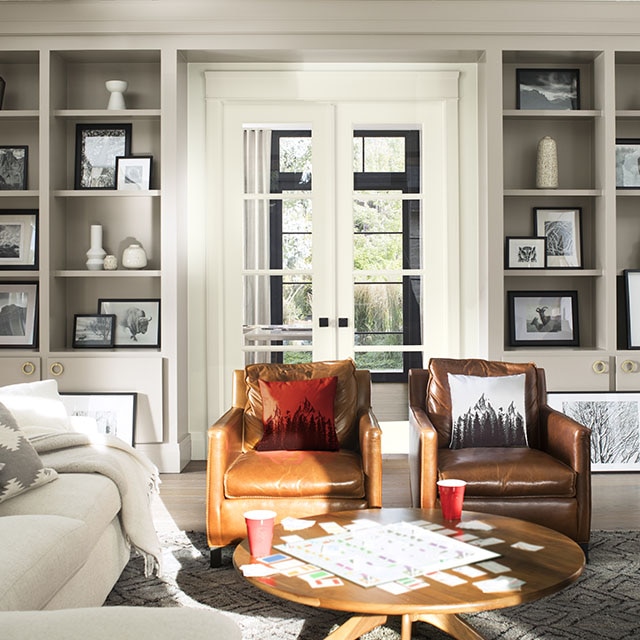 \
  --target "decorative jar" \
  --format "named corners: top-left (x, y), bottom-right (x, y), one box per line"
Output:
top-left (536, 136), bottom-right (558, 189)
top-left (122, 243), bottom-right (147, 269)
top-left (103, 254), bottom-right (118, 270)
